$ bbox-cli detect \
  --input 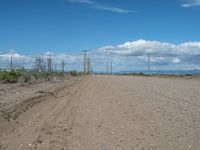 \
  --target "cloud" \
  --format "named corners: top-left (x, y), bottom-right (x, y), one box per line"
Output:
top-left (0, 51), bottom-right (84, 71)
top-left (172, 58), bottom-right (181, 63)
top-left (67, 0), bottom-right (134, 13)
top-left (44, 51), bottom-right (54, 57)
top-left (93, 5), bottom-right (134, 13)
top-left (0, 52), bottom-right (35, 69)
top-left (94, 39), bottom-right (200, 71)
top-left (67, 0), bottom-right (94, 4)
top-left (0, 53), bottom-right (33, 62)
top-left (96, 39), bottom-right (200, 56)
top-left (1, 39), bottom-right (200, 72)
top-left (181, 0), bottom-right (200, 7)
